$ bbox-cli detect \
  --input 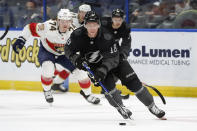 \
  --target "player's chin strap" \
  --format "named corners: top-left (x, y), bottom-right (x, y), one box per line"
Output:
top-left (142, 83), bottom-right (166, 105)
top-left (82, 62), bottom-right (132, 120)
